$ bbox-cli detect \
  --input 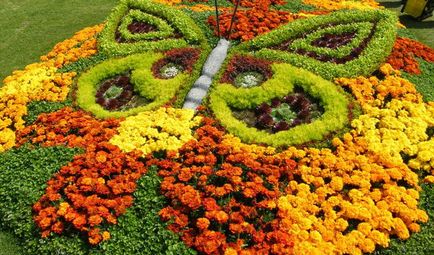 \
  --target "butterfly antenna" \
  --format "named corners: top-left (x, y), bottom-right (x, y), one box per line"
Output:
top-left (228, 0), bottom-right (241, 40)
top-left (214, 0), bottom-right (221, 38)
